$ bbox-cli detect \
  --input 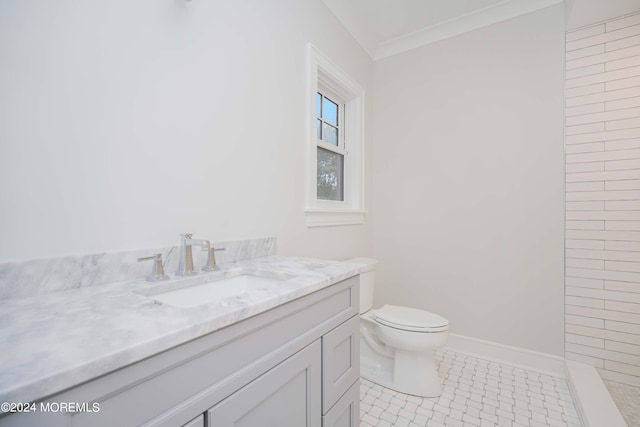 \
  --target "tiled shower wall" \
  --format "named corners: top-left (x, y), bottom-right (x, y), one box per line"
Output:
top-left (565, 11), bottom-right (640, 387)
